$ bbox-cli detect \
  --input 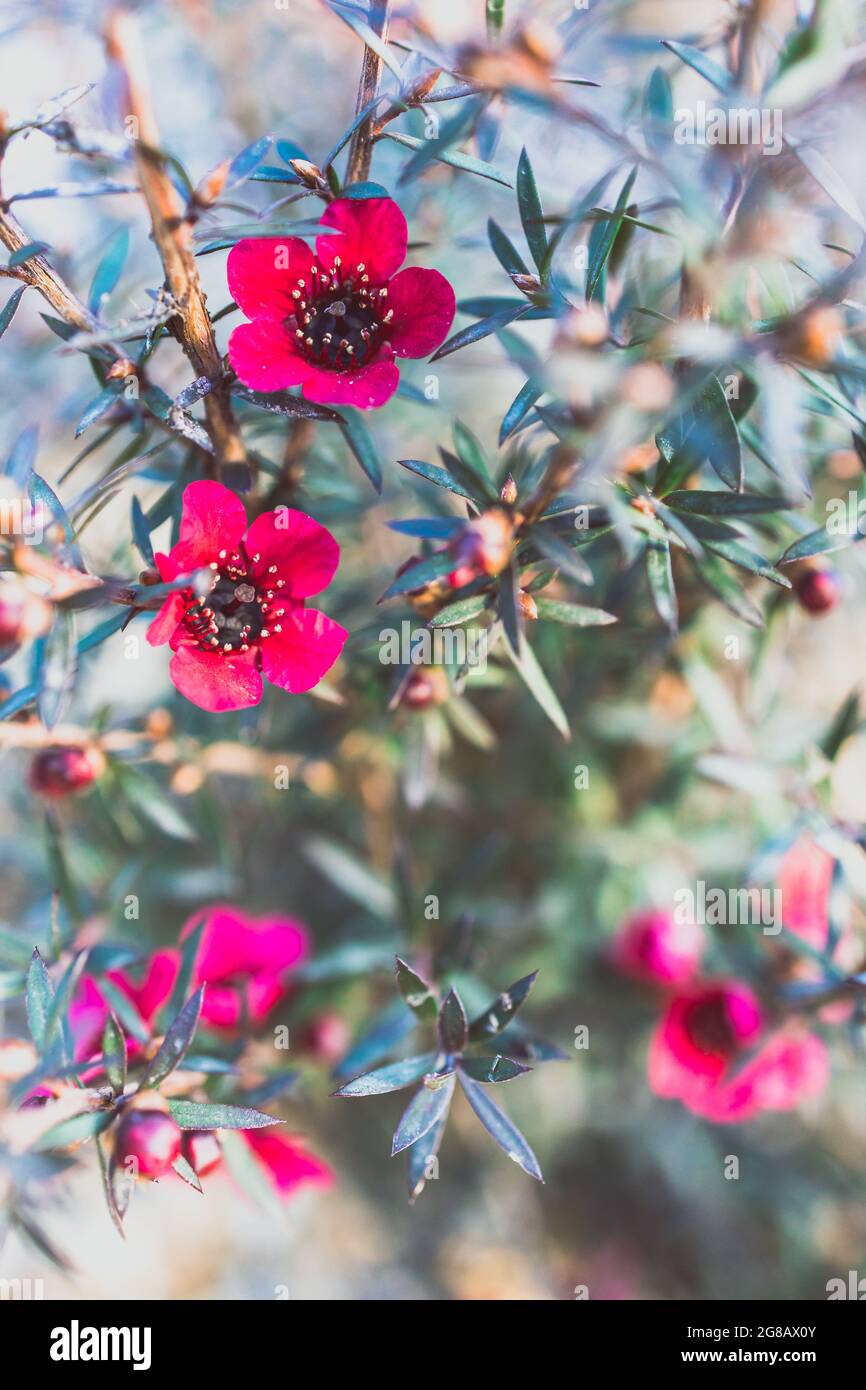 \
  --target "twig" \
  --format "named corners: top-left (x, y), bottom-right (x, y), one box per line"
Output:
top-left (344, 0), bottom-right (394, 186)
top-left (104, 10), bottom-right (247, 475)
